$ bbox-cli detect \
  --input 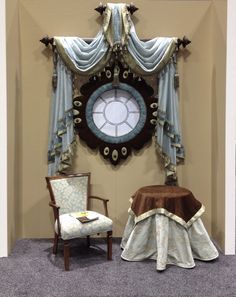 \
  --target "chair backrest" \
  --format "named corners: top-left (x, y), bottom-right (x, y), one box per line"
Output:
top-left (46, 173), bottom-right (90, 215)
